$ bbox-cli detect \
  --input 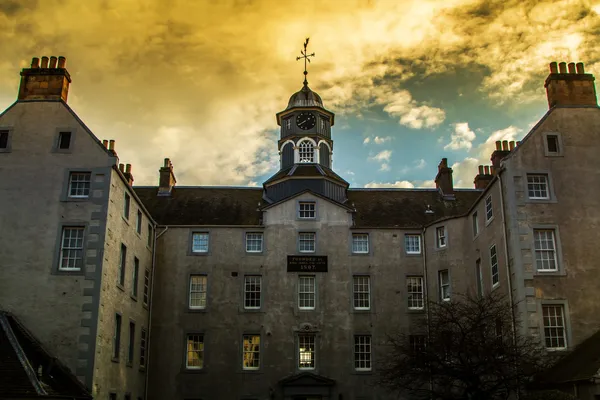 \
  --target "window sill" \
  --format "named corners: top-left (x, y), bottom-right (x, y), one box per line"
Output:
top-left (181, 367), bottom-right (207, 374)
top-left (352, 309), bottom-right (372, 314)
top-left (245, 251), bottom-right (264, 256)
top-left (126, 362), bottom-right (133, 368)
top-left (525, 199), bottom-right (558, 204)
top-left (188, 251), bottom-right (209, 257)
top-left (64, 197), bottom-right (90, 202)
top-left (241, 369), bottom-right (263, 374)
top-left (130, 295), bottom-right (138, 302)
top-left (351, 252), bottom-right (370, 256)
top-left (405, 252), bottom-right (422, 257)
top-left (407, 309), bottom-right (425, 314)
top-left (139, 366), bottom-right (146, 373)
top-left (187, 307), bottom-right (208, 313)
top-left (352, 370), bottom-right (373, 375)
top-left (143, 303), bottom-right (149, 310)
top-left (241, 308), bottom-right (264, 314)
top-left (111, 357), bottom-right (120, 363)
top-left (534, 272), bottom-right (567, 277)
top-left (116, 284), bottom-right (125, 292)
top-left (485, 217), bottom-right (495, 227)
top-left (122, 216), bottom-right (130, 225)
